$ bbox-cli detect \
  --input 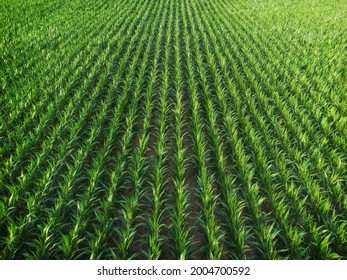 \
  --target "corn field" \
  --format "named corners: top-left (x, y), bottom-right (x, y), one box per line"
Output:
top-left (0, 0), bottom-right (346, 260)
